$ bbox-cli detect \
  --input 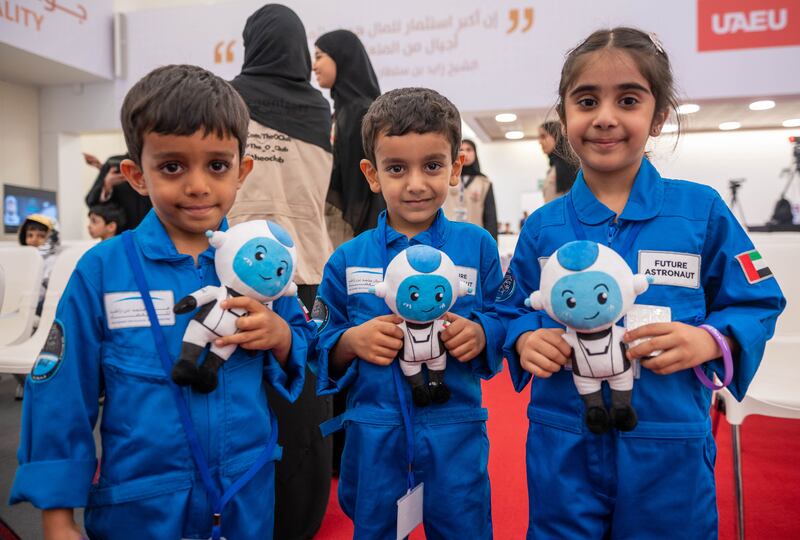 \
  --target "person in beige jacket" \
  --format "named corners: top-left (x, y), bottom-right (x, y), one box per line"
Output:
top-left (442, 139), bottom-right (498, 239)
top-left (229, 5), bottom-right (333, 540)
